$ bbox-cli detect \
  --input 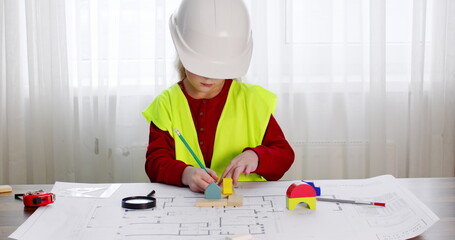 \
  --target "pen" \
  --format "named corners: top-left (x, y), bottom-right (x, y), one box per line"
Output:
top-left (317, 197), bottom-right (386, 207)
top-left (174, 128), bottom-right (209, 174)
